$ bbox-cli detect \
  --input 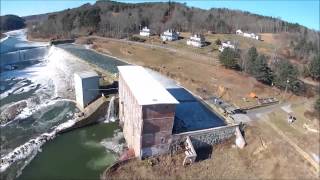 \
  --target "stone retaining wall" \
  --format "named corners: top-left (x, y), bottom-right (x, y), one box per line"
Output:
top-left (171, 124), bottom-right (238, 152)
